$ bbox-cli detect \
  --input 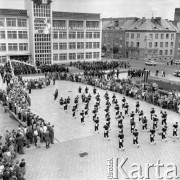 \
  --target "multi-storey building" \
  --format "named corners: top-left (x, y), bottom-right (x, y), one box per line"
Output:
top-left (102, 17), bottom-right (138, 58)
top-left (125, 17), bottom-right (176, 61)
top-left (52, 12), bottom-right (101, 63)
top-left (0, 9), bottom-right (30, 65)
top-left (0, 0), bottom-right (101, 65)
